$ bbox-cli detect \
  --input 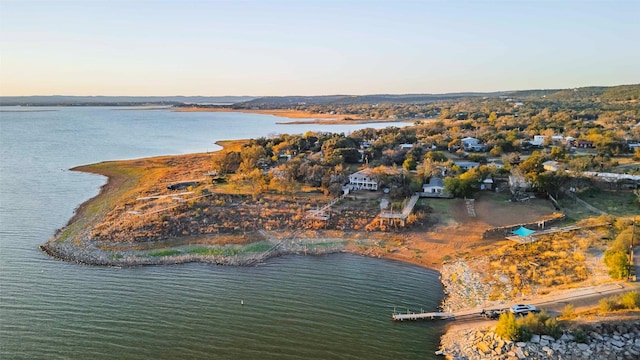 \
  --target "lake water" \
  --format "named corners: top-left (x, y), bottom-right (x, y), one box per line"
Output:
top-left (0, 107), bottom-right (445, 359)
